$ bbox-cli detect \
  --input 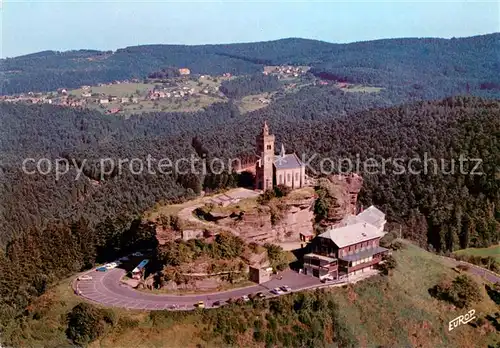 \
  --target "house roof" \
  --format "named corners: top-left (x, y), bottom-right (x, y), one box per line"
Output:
top-left (318, 222), bottom-right (384, 248)
top-left (339, 246), bottom-right (389, 262)
top-left (274, 153), bottom-right (303, 170)
top-left (356, 205), bottom-right (386, 228)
